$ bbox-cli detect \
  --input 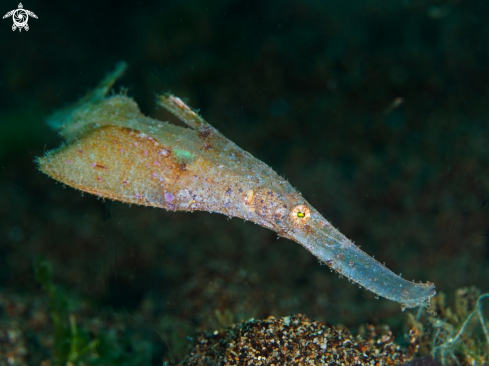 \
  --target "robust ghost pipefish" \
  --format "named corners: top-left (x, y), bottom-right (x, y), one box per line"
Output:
top-left (38, 62), bottom-right (435, 309)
